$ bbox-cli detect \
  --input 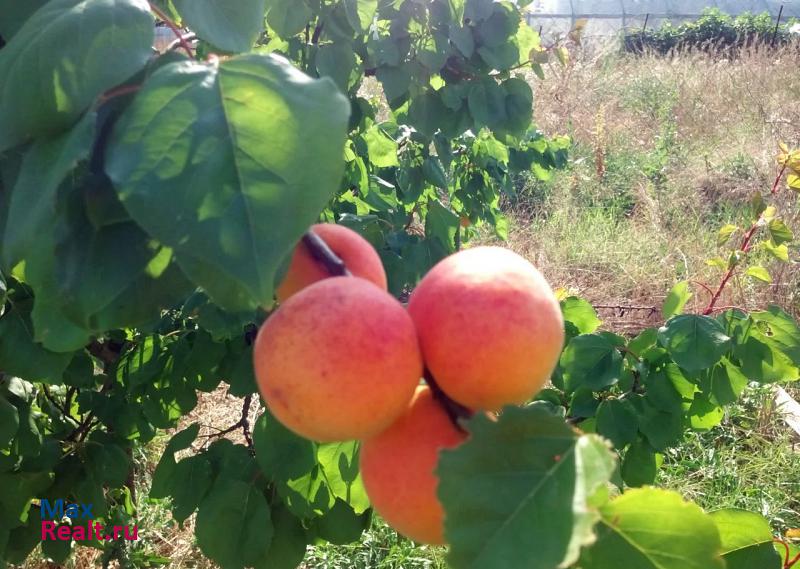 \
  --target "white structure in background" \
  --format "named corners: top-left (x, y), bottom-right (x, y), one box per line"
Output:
top-left (154, 25), bottom-right (175, 52)
top-left (790, 22), bottom-right (800, 33)
top-left (525, 0), bottom-right (799, 41)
